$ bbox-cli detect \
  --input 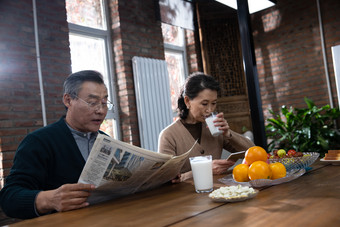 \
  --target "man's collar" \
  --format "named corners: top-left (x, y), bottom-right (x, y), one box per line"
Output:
top-left (65, 121), bottom-right (98, 138)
